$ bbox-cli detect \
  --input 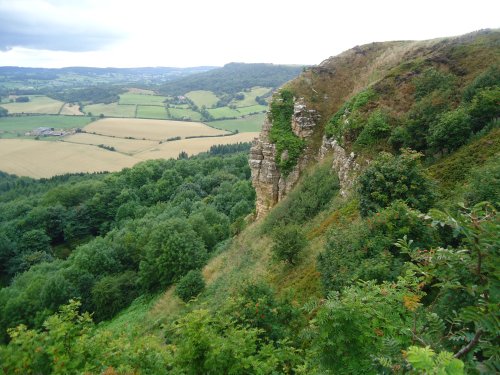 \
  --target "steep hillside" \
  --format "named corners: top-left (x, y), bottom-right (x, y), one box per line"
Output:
top-left (1, 30), bottom-right (498, 374)
top-left (251, 29), bottom-right (499, 216)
